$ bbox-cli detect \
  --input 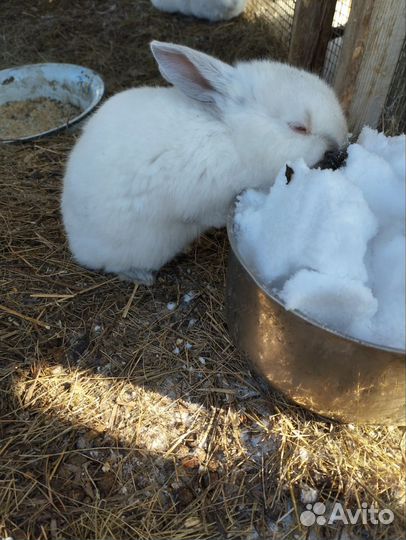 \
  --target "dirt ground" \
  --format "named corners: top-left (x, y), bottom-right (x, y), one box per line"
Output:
top-left (0, 1), bottom-right (405, 539)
